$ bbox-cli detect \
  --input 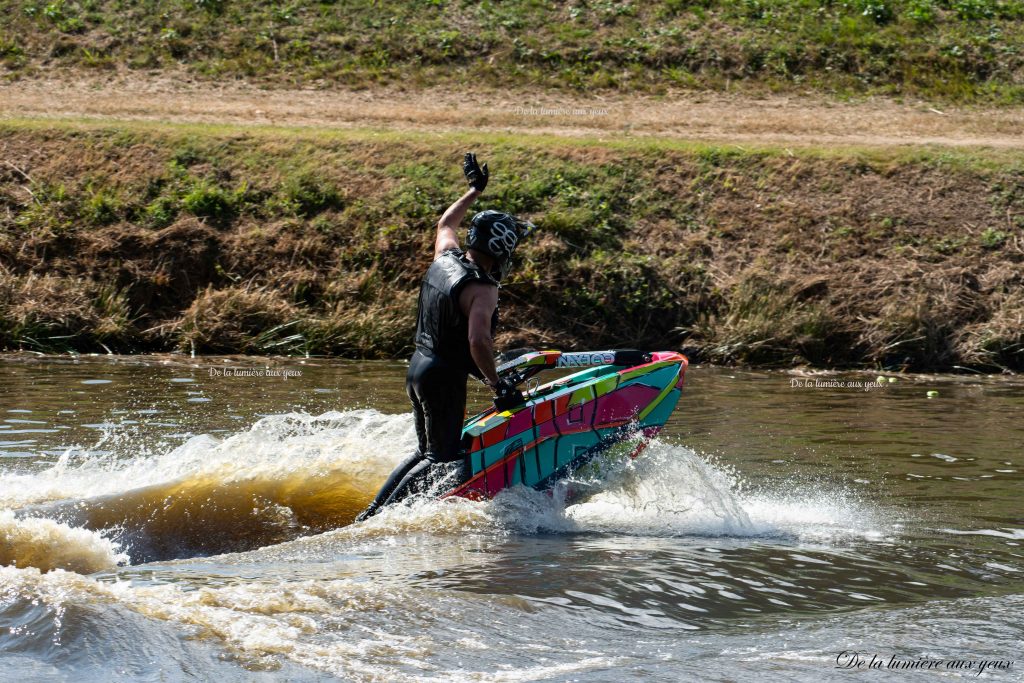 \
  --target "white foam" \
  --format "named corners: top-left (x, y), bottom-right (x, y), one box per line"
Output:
top-left (0, 510), bottom-right (127, 573)
top-left (0, 410), bottom-right (414, 508)
top-left (563, 441), bottom-right (755, 536)
top-left (480, 441), bottom-right (885, 544)
top-left (0, 565), bottom-right (630, 682)
top-left (330, 438), bottom-right (886, 546)
top-left (0, 411), bottom-right (885, 558)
